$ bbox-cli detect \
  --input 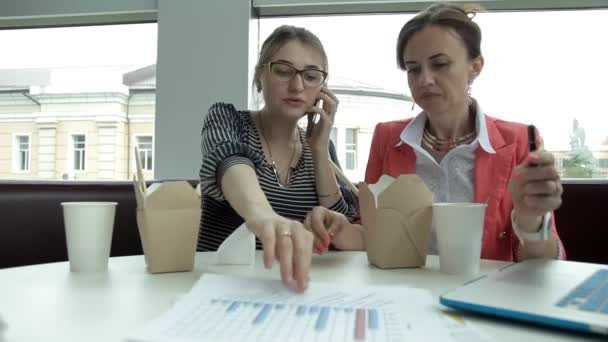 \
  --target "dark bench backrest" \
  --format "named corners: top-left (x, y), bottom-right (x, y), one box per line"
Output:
top-left (554, 182), bottom-right (607, 265)
top-left (0, 181), bottom-right (143, 269)
top-left (0, 180), bottom-right (606, 268)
